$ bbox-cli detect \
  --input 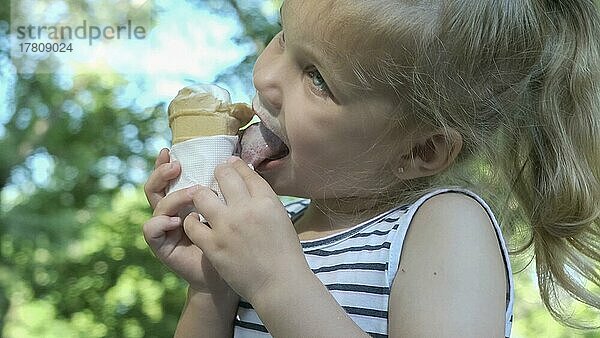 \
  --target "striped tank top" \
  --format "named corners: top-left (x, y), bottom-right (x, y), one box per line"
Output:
top-left (233, 188), bottom-right (515, 337)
